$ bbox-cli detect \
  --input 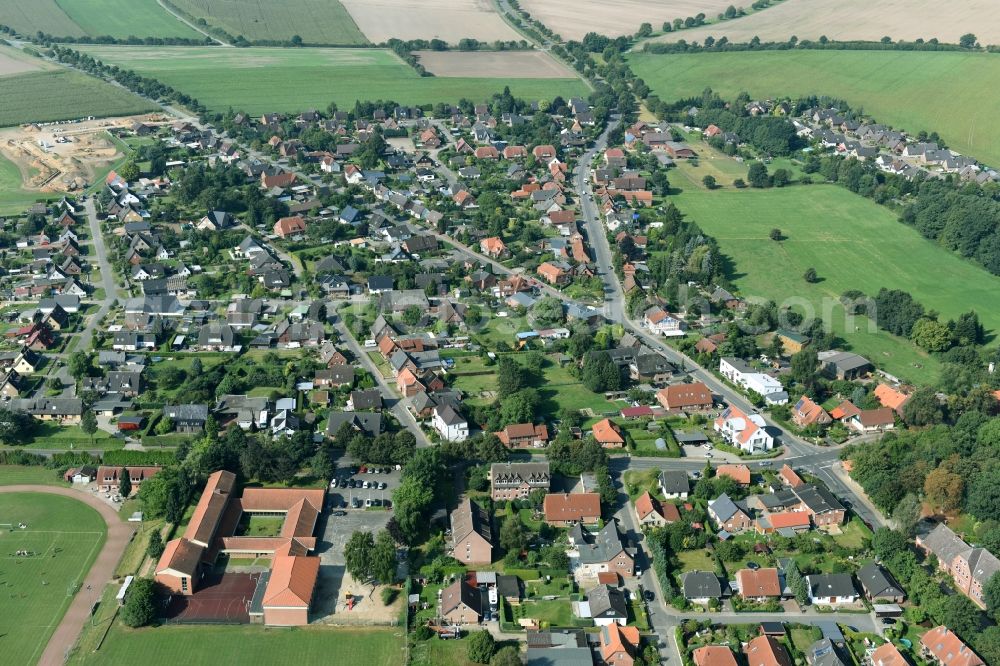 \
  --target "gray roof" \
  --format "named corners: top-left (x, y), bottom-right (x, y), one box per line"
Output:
top-left (349, 390), bottom-right (382, 411)
top-left (164, 404), bottom-right (209, 422)
top-left (450, 498), bottom-right (492, 547)
top-left (587, 584), bottom-right (627, 618)
top-left (917, 522), bottom-right (971, 567)
top-left (434, 403), bottom-right (466, 426)
top-left (325, 411), bottom-right (383, 437)
top-left (683, 571), bottom-right (722, 599)
top-left (806, 573), bottom-right (857, 599)
top-left (574, 520), bottom-right (628, 565)
top-left (440, 579), bottom-right (481, 616)
top-left (490, 462), bottom-right (550, 489)
top-left (708, 493), bottom-right (745, 522)
top-left (659, 470), bottom-right (690, 494)
top-left (526, 648), bottom-right (594, 666)
top-left (526, 629), bottom-right (586, 649)
top-left (856, 563), bottom-right (904, 600)
top-left (808, 639), bottom-right (848, 666)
